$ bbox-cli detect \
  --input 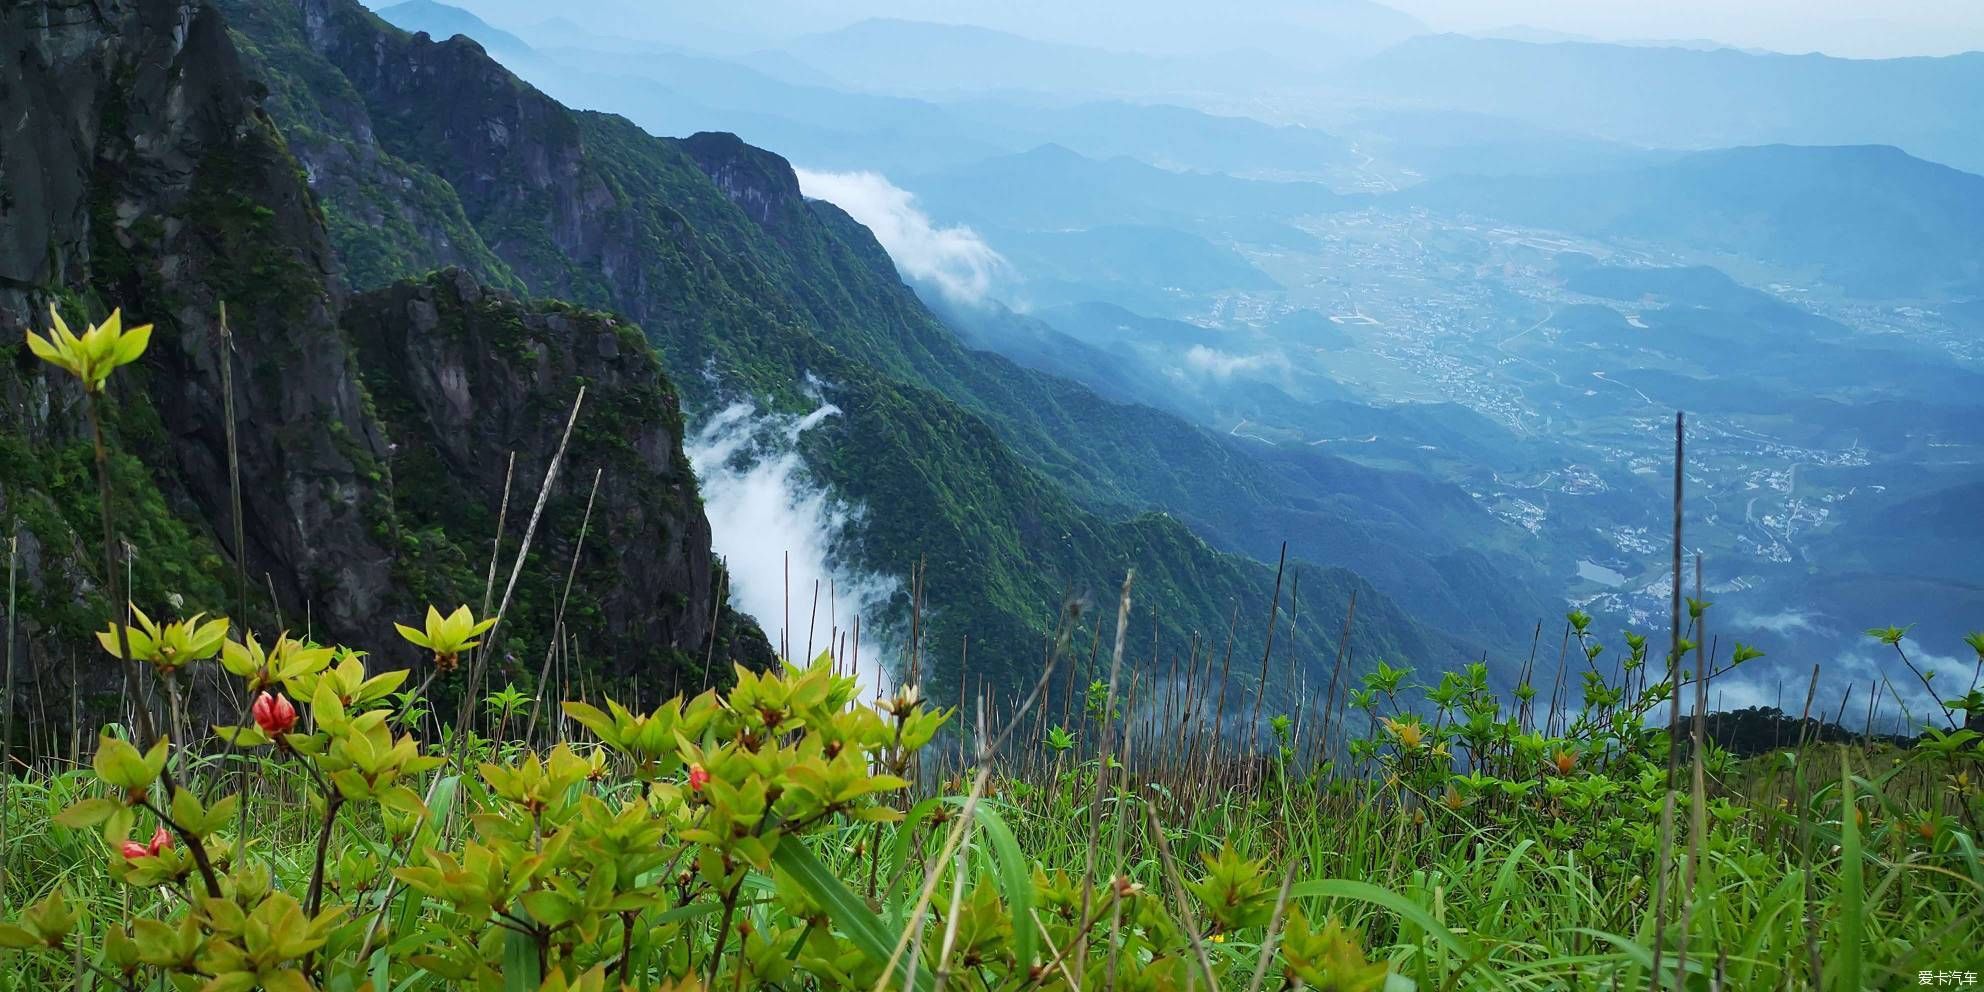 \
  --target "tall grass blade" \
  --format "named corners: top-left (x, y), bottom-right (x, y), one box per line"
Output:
top-left (1286, 879), bottom-right (1483, 968)
top-left (969, 803), bottom-right (1037, 970)
top-left (773, 838), bottom-right (935, 992)
top-left (1834, 752), bottom-right (1863, 991)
